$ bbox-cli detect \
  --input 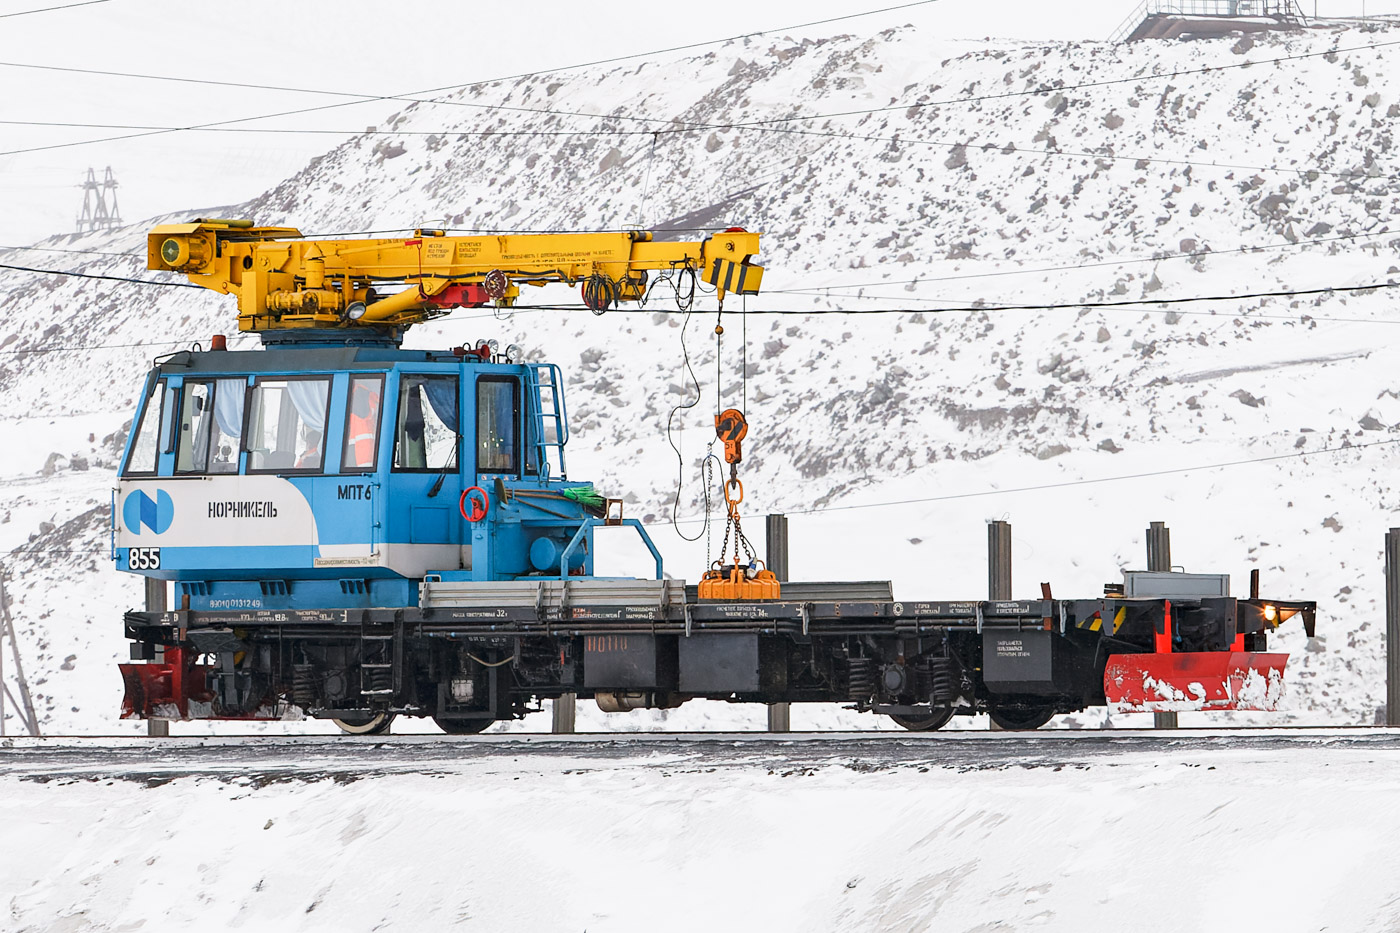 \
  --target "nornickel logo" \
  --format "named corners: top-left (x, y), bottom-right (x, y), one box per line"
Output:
top-left (122, 489), bottom-right (174, 535)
